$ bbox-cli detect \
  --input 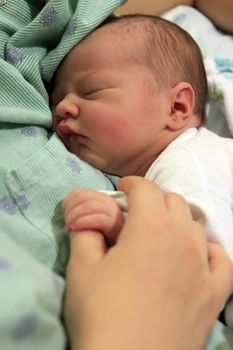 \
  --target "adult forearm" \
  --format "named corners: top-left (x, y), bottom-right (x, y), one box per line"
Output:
top-left (194, 0), bottom-right (233, 33)
top-left (116, 0), bottom-right (193, 16)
